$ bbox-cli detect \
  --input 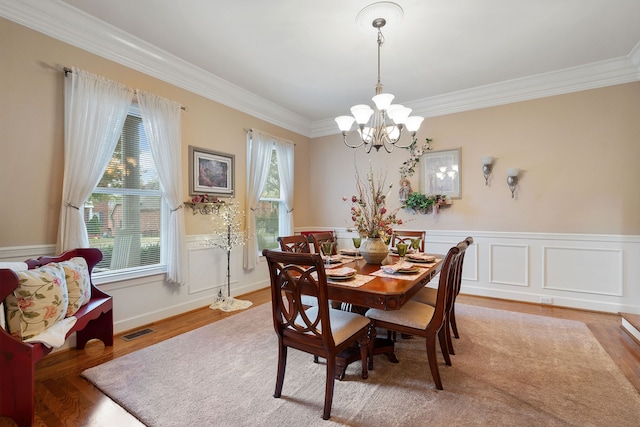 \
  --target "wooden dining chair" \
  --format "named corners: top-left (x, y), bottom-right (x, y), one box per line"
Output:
top-left (262, 249), bottom-right (371, 420)
top-left (365, 239), bottom-right (469, 390)
top-left (310, 231), bottom-right (338, 255)
top-left (411, 237), bottom-right (473, 355)
top-left (277, 235), bottom-right (311, 253)
top-left (392, 230), bottom-right (426, 252)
